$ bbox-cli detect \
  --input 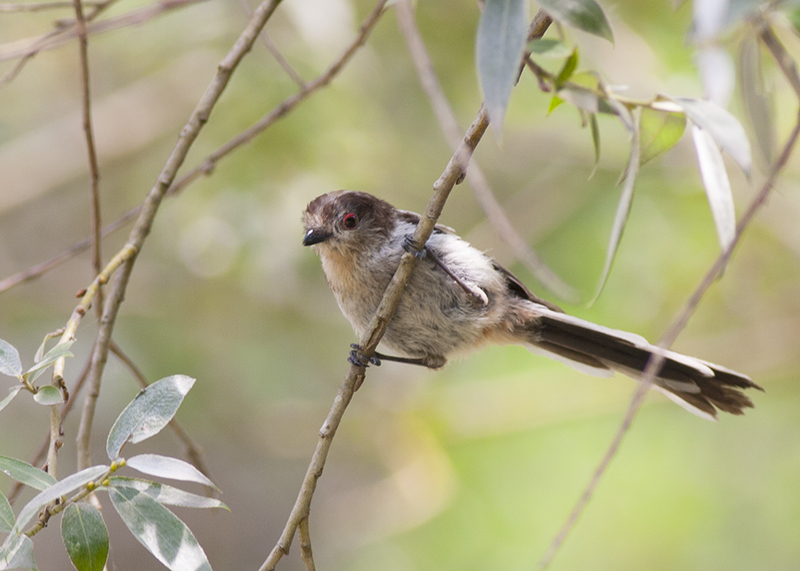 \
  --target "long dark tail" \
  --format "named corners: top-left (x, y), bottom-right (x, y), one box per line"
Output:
top-left (526, 307), bottom-right (763, 420)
